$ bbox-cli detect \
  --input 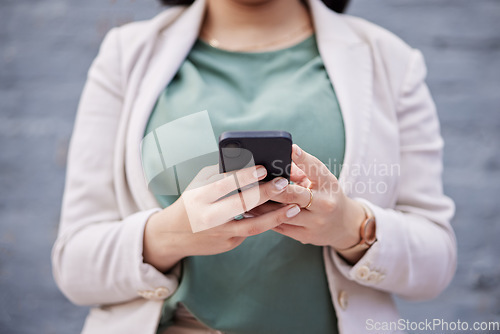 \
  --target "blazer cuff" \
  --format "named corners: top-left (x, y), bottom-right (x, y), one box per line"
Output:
top-left (330, 198), bottom-right (394, 288)
top-left (128, 208), bottom-right (180, 301)
top-left (53, 208), bottom-right (181, 305)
